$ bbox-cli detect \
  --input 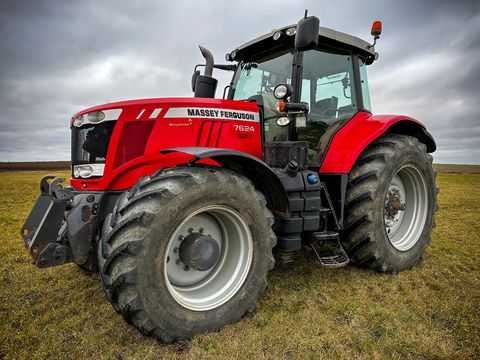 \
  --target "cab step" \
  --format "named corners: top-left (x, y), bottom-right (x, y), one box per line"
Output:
top-left (309, 231), bottom-right (349, 268)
